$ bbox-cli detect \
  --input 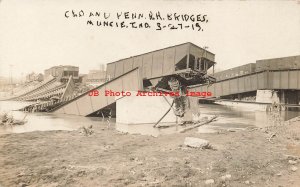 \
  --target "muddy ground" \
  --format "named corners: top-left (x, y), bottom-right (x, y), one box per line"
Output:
top-left (0, 117), bottom-right (299, 187)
